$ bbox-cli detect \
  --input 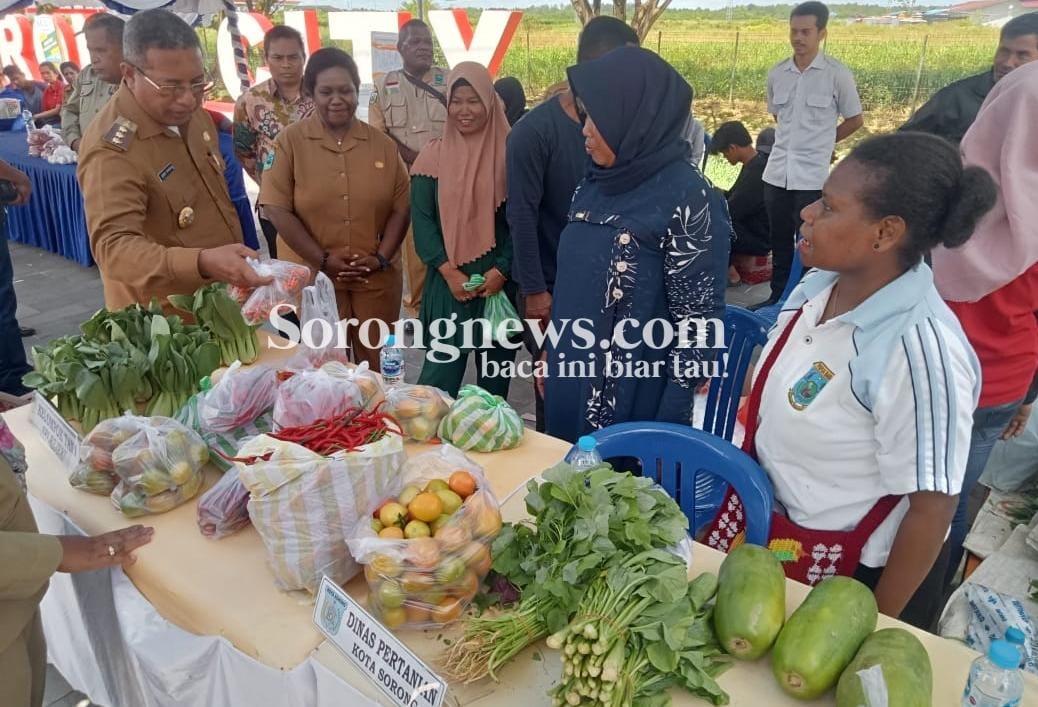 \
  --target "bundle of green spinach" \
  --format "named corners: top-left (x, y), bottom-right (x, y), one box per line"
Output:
top-left (168, 284), bottom-right (258, 366)
top-left (441, 462), bottom-right (694, 684)
top-left (23, 300), bottom-right (220, 431)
